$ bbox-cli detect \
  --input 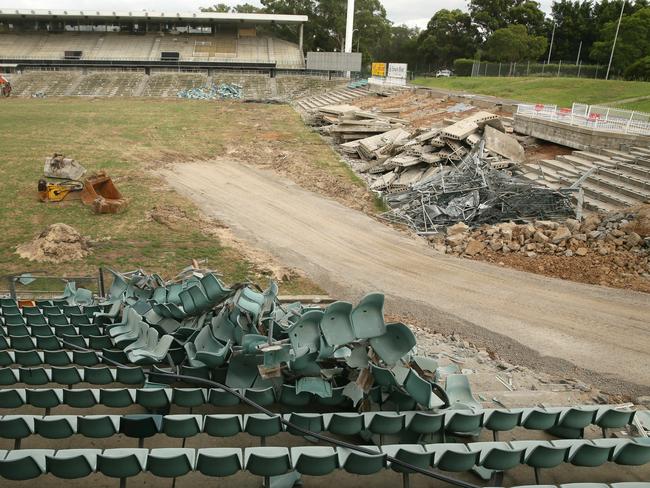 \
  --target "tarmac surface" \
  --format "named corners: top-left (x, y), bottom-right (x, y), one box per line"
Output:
top-left (164, 159), bottom-right (650, 397)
